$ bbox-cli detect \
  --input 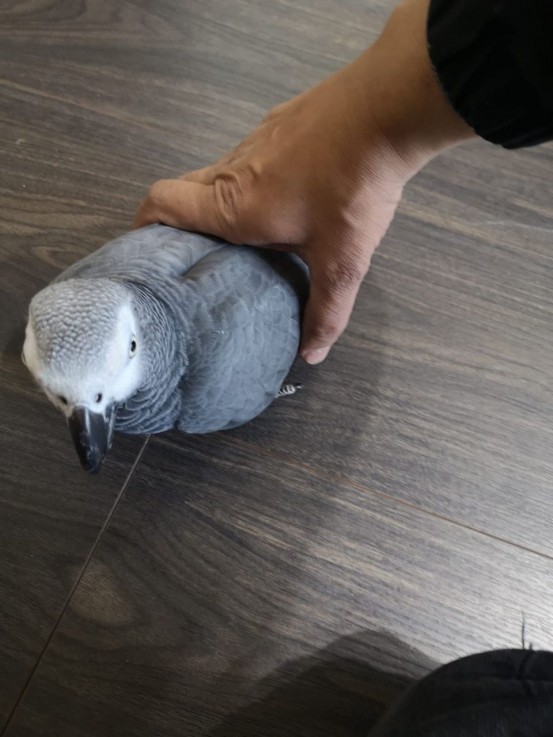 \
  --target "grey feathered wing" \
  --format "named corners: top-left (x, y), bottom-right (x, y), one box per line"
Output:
top-left (171, 246), bottom-right (308, 434)
top-left (54, 225), bottom-right (225, 285)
